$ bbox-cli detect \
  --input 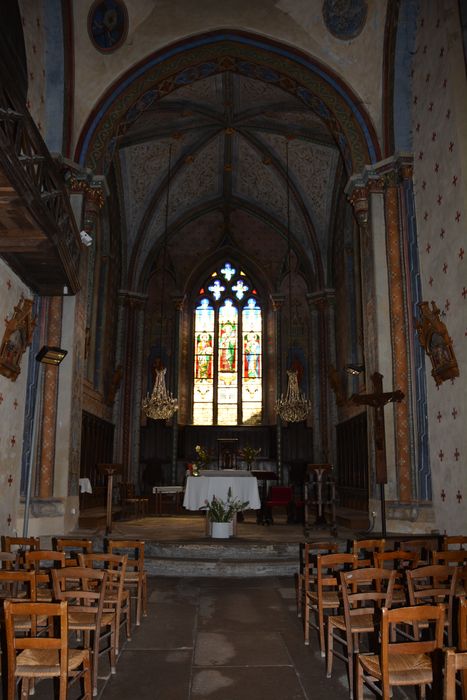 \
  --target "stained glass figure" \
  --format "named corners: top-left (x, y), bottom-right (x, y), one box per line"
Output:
top-left (192, 264), bottom-right (262, 426)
